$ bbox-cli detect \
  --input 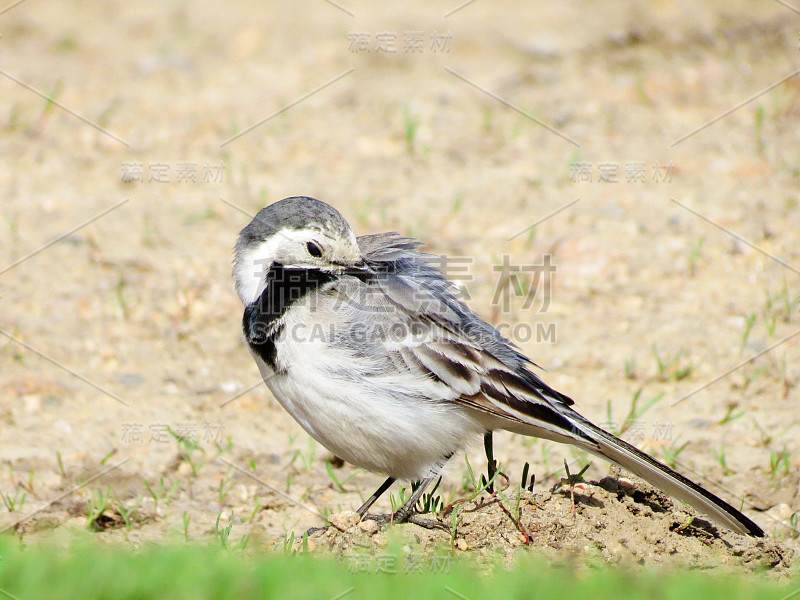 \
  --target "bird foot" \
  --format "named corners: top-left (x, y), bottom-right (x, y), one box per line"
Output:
top-left (305, 511), bottom-right (449, 538)
top-left (362, 512), bottom-right (448, 531)
top-left (304, 524), bottom-right (329, 537)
